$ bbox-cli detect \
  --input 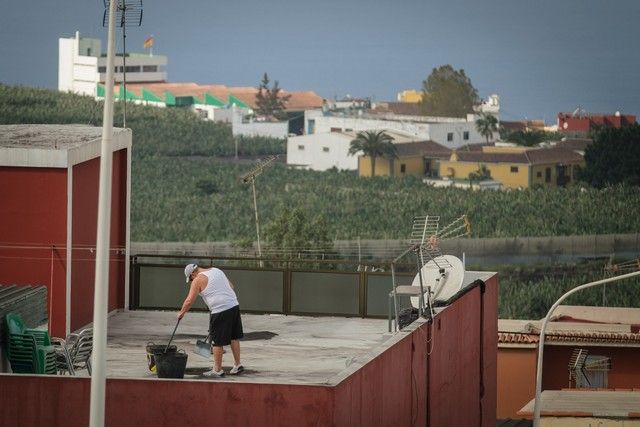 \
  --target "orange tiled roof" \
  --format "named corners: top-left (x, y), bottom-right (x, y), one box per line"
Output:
top-left (121, 82), bottom-right (324, 110)
top-left (498, 331), bottom-right (640, 345)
